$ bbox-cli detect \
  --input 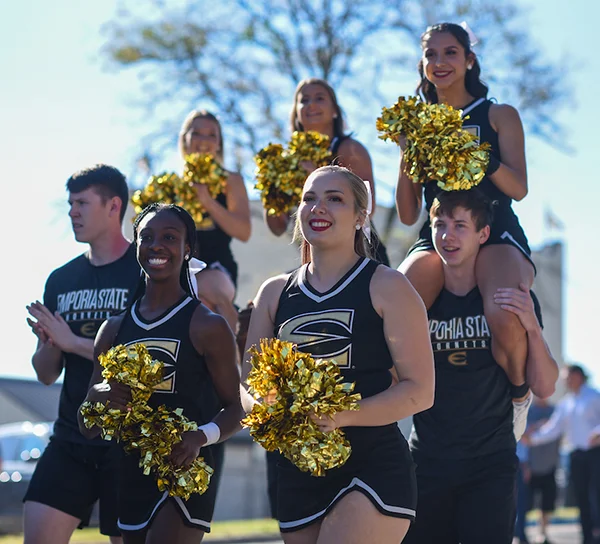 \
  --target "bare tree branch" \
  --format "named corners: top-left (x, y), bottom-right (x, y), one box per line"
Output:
top-left (102, 0), bottom-right (569, 169)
